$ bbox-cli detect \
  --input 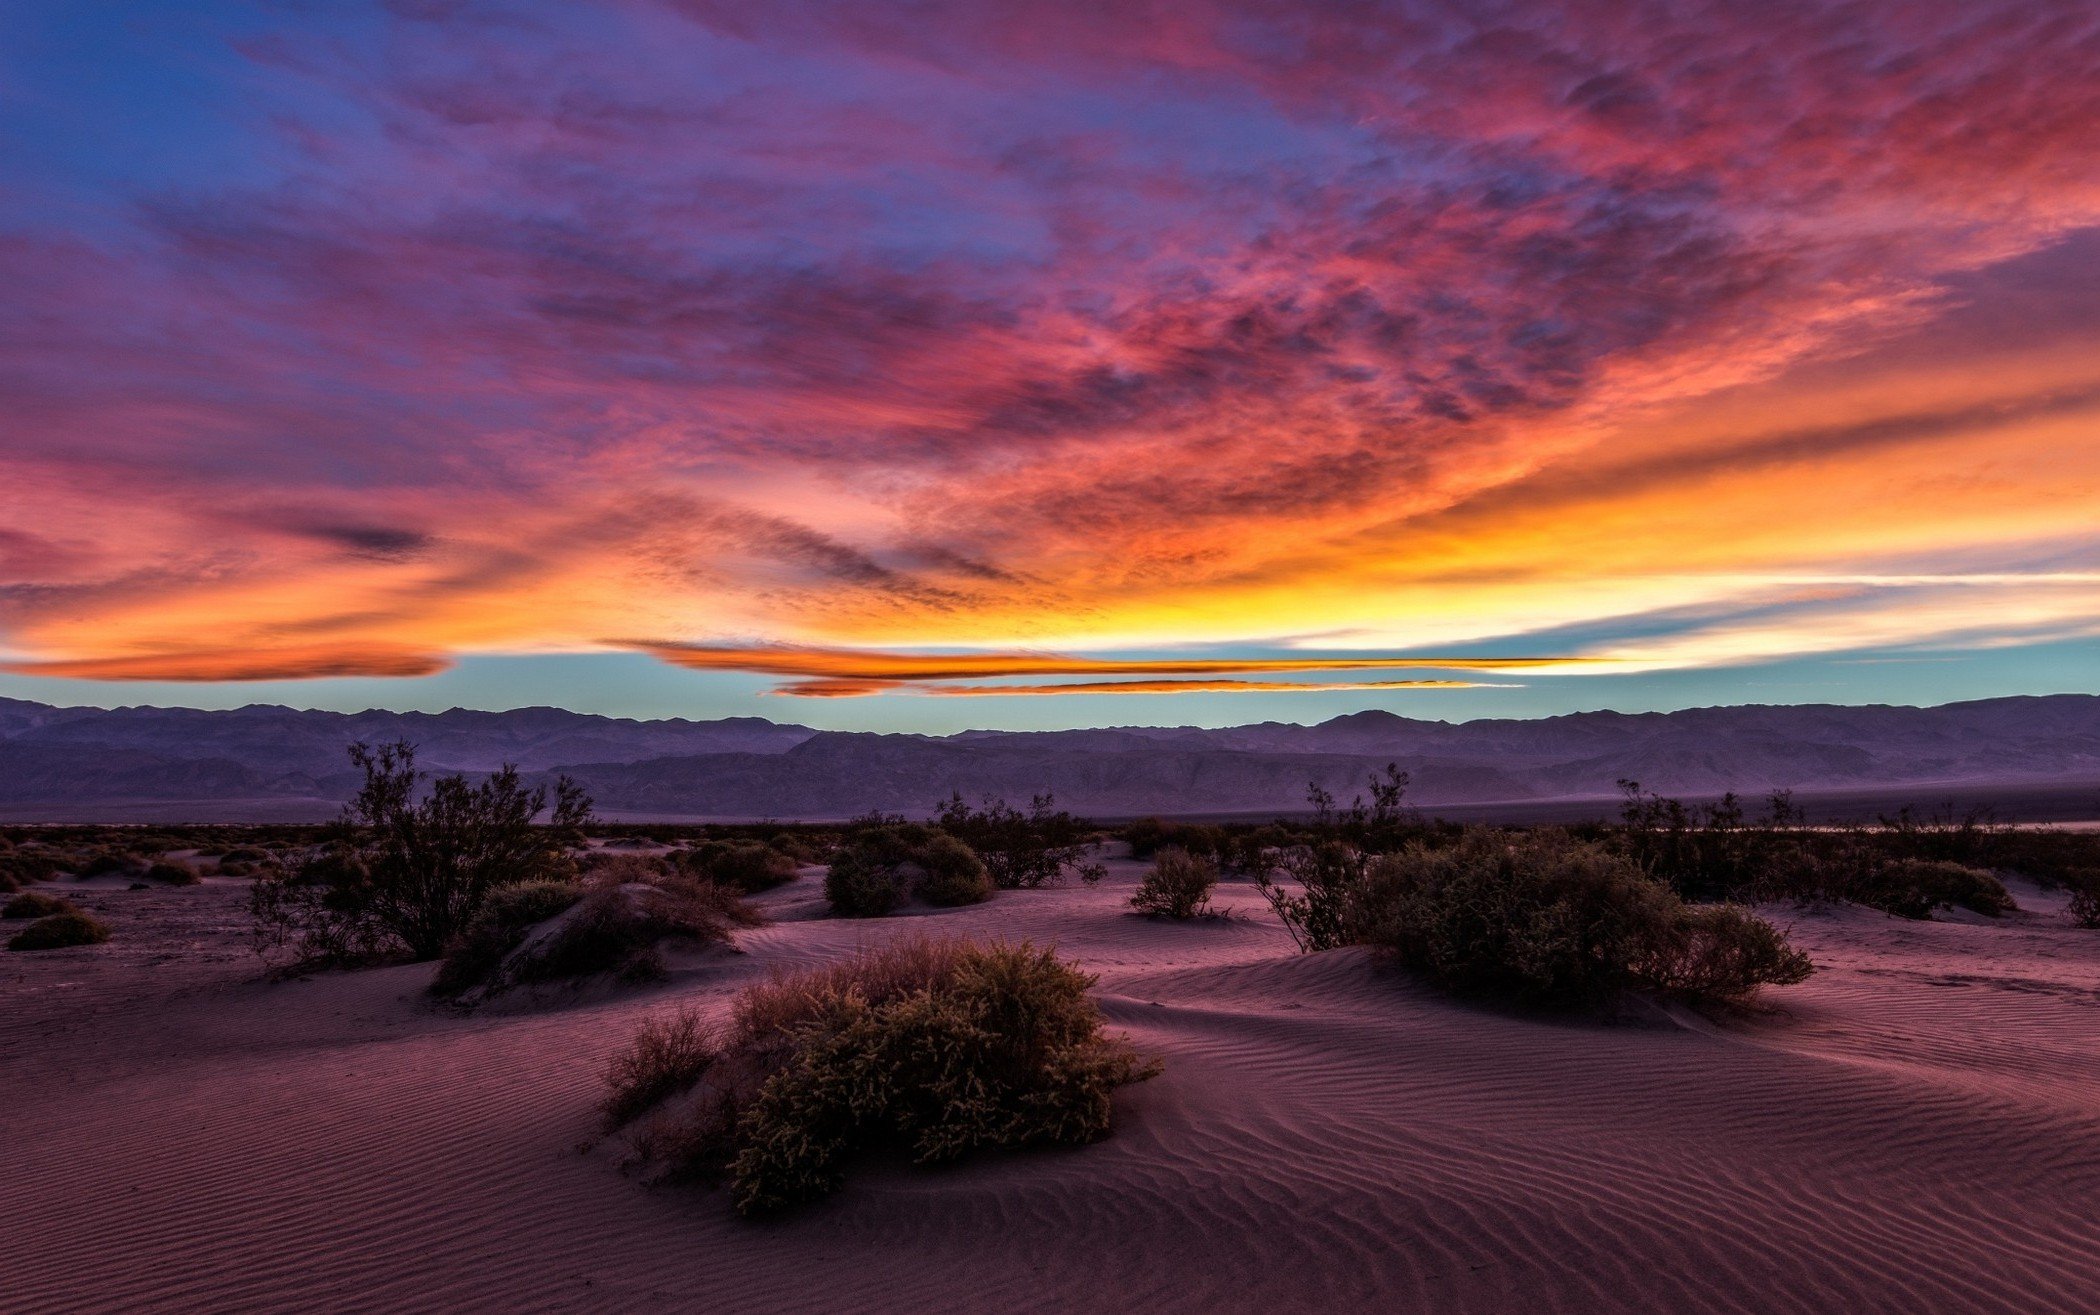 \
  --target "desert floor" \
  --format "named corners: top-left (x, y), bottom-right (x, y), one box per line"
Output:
top-left (5, 854), bottom-right (2098, 1314)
